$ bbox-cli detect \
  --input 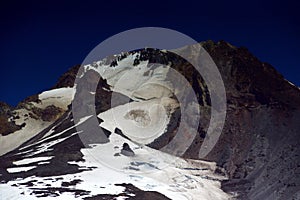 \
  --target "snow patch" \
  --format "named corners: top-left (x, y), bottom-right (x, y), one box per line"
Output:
top-left (7, 166), bottom-right (36, 173)
top-left (98, 98), bottom-right (178, 145)
top-left (38, 87), bottom-right (75, 110)
top-left (13, 156), bottom-right (53, 166)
